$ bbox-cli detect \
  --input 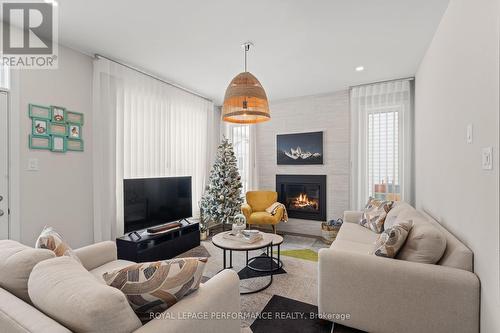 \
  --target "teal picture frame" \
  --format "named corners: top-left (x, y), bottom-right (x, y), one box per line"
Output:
top-left (66, 111), bottom-right (84, 125)
top-left (67, 123), bottom-right (82, 140)
top-left (31, 118), bottom-right (49, 136)
top-left (29, 104), bottom-right (51, 120)
top-left (49, 122), bottom-right (68, 136)
top-left (50, 105), bottom-right (66, 123)
top-left (29, 135), bottom-right (51, 150)
top-left (67, 138), bottom-right (84, 152)
top-left (50, 135), bottom-right (67, 152)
